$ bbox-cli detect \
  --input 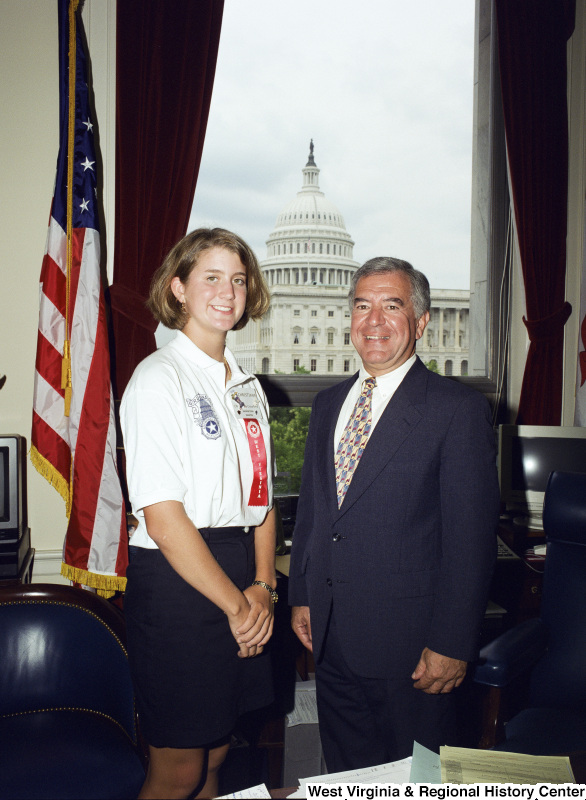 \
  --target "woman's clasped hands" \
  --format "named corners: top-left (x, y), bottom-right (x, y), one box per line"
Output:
top-left (228, 584), bottom-right (275, 658)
